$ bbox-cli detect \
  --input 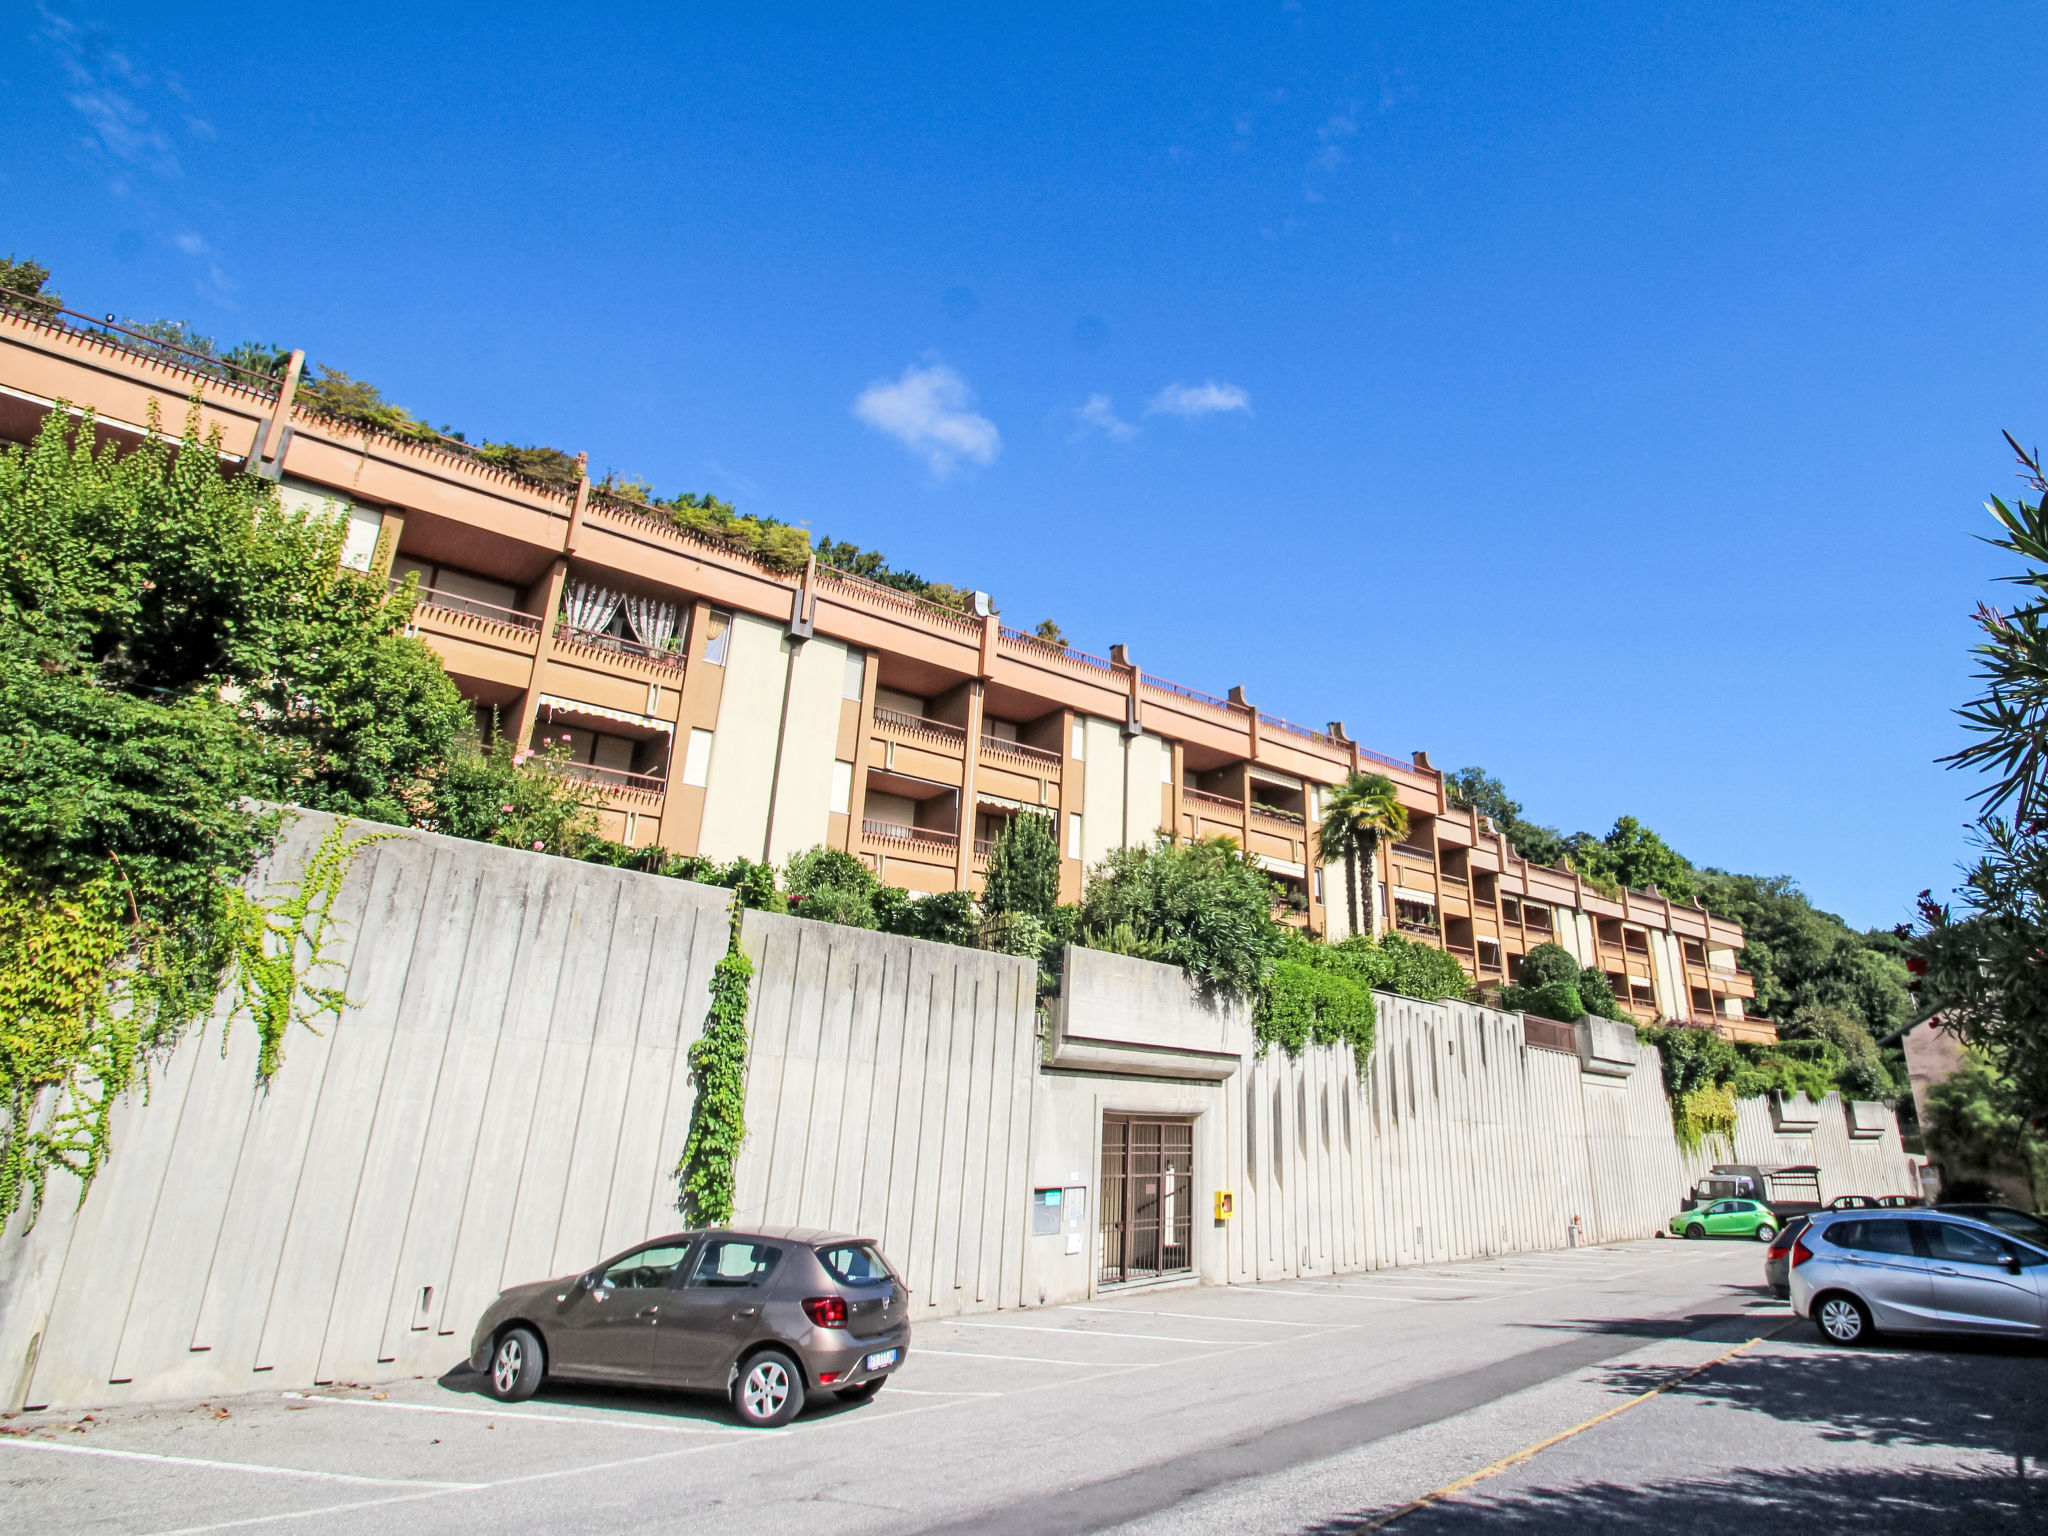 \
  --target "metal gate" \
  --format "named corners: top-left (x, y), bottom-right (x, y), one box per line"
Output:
top-left (1099, 1117), bottom-right (1194, 1286)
